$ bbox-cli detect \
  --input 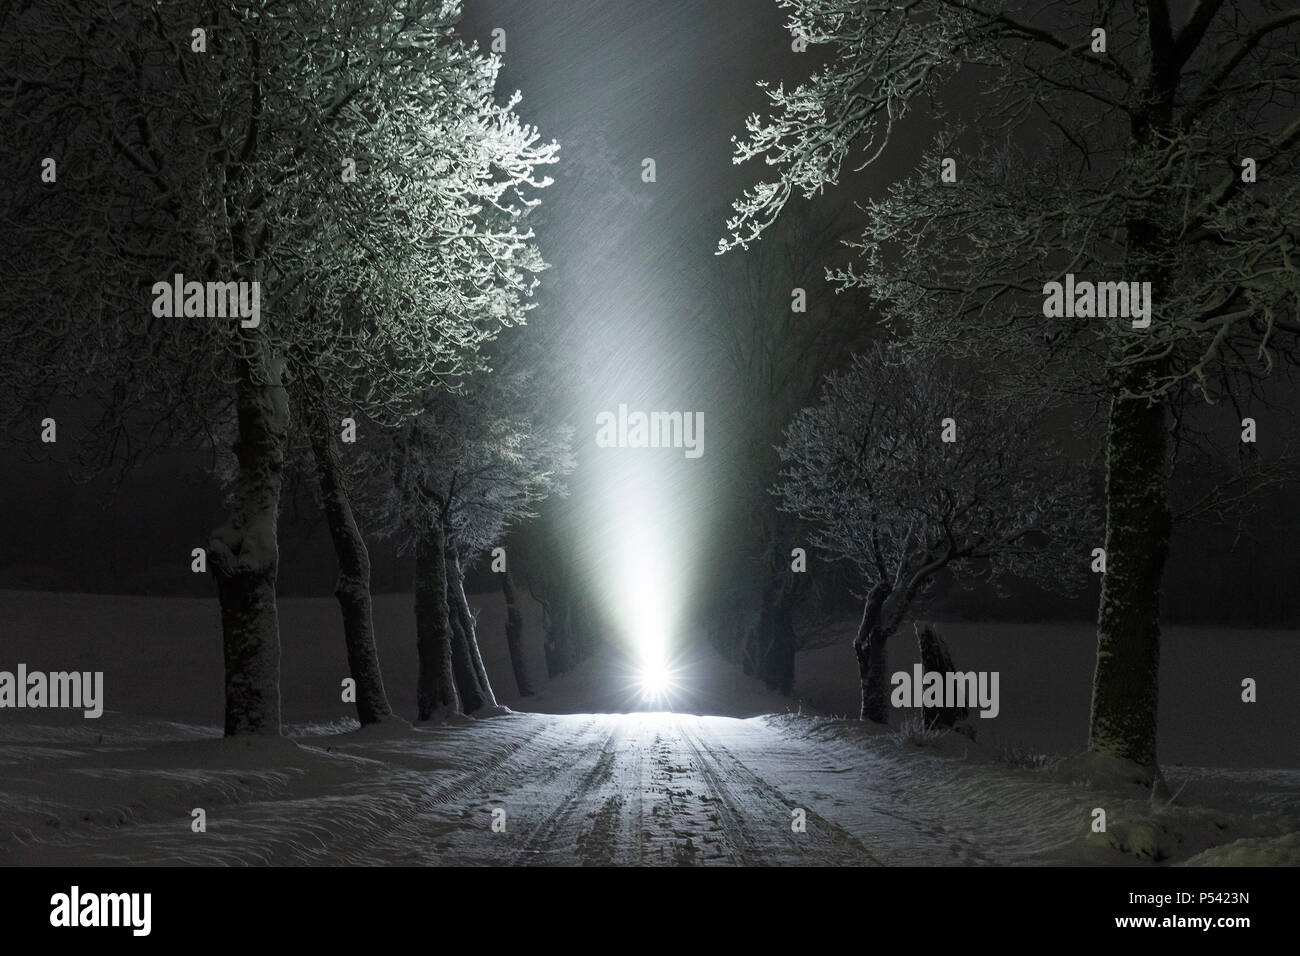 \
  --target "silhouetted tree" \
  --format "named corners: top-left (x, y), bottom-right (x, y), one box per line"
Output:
top-left (774, 345), bottom-right (1093, 722)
